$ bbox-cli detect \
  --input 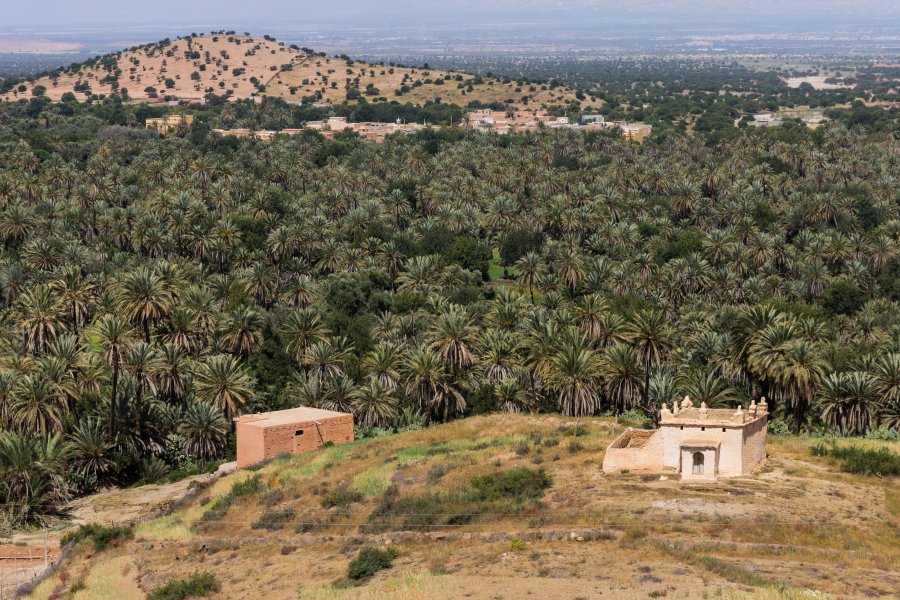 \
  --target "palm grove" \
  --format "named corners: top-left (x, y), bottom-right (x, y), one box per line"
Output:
top-left (0, 98), bottom-right (898, 528)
